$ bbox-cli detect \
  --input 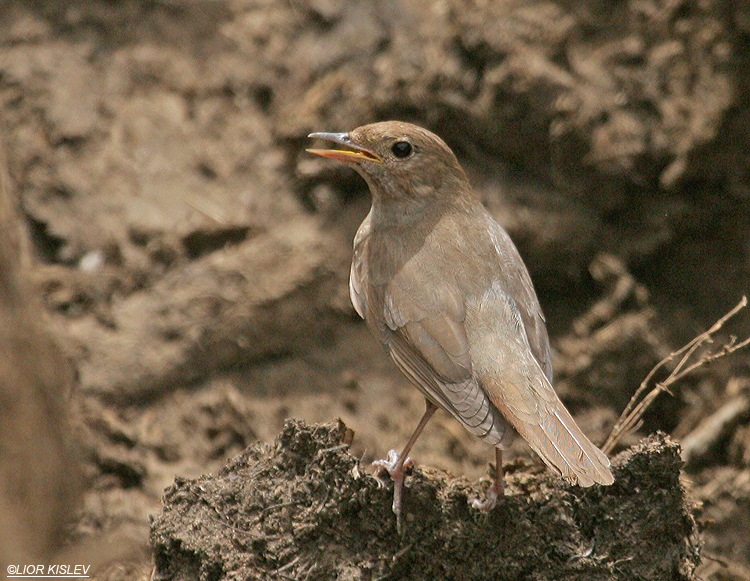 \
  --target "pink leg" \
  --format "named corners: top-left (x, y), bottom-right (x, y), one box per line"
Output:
top-left (373, 400), bottom-right (437, 532)
top-left (472, 447), bottom-right (505, 511)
